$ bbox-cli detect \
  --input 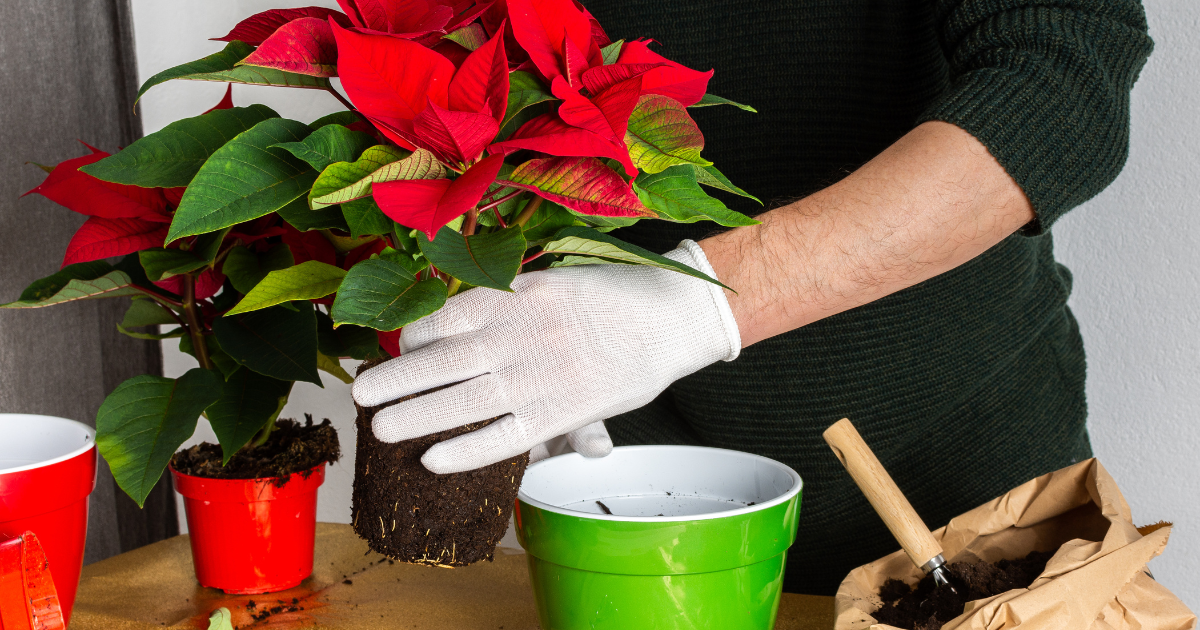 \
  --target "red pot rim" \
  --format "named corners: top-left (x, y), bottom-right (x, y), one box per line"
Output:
top-left (0, 414), bottom-right (95, 476)
top-left (170, 464), bottom-right (326, 503)
top-left (0, 449), bottom-right (97, 523)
